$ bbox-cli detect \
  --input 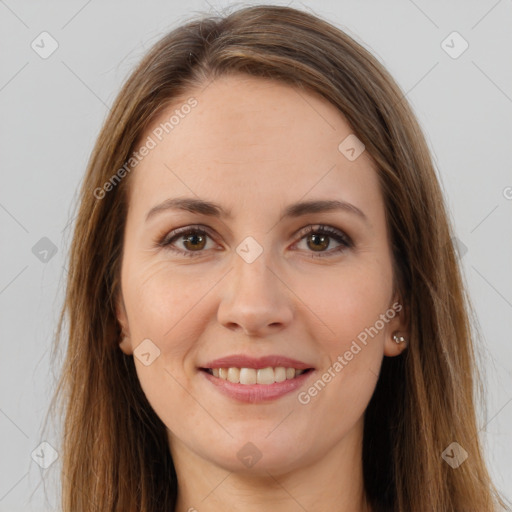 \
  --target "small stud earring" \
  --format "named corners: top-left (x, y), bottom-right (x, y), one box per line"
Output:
top-left (392, 333), bottom-right (407, 344)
